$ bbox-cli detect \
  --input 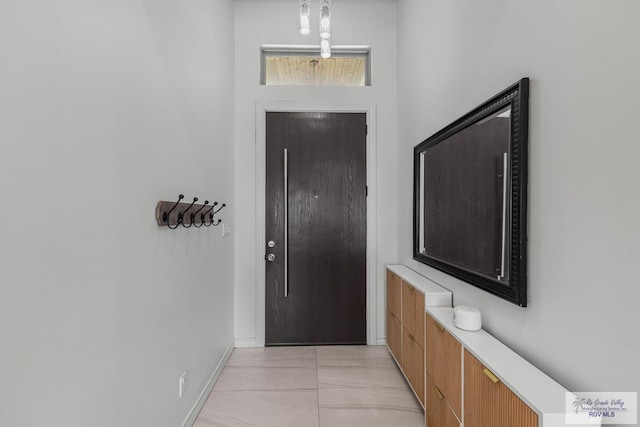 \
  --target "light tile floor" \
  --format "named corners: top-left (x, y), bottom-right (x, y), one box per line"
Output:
top-left (193, 345), bottom-right (424, 427)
